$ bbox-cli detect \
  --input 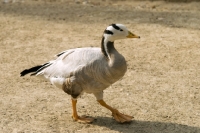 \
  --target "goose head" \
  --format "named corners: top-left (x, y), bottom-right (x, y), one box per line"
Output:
top-left (103, 24), bottom-right (140, 42)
